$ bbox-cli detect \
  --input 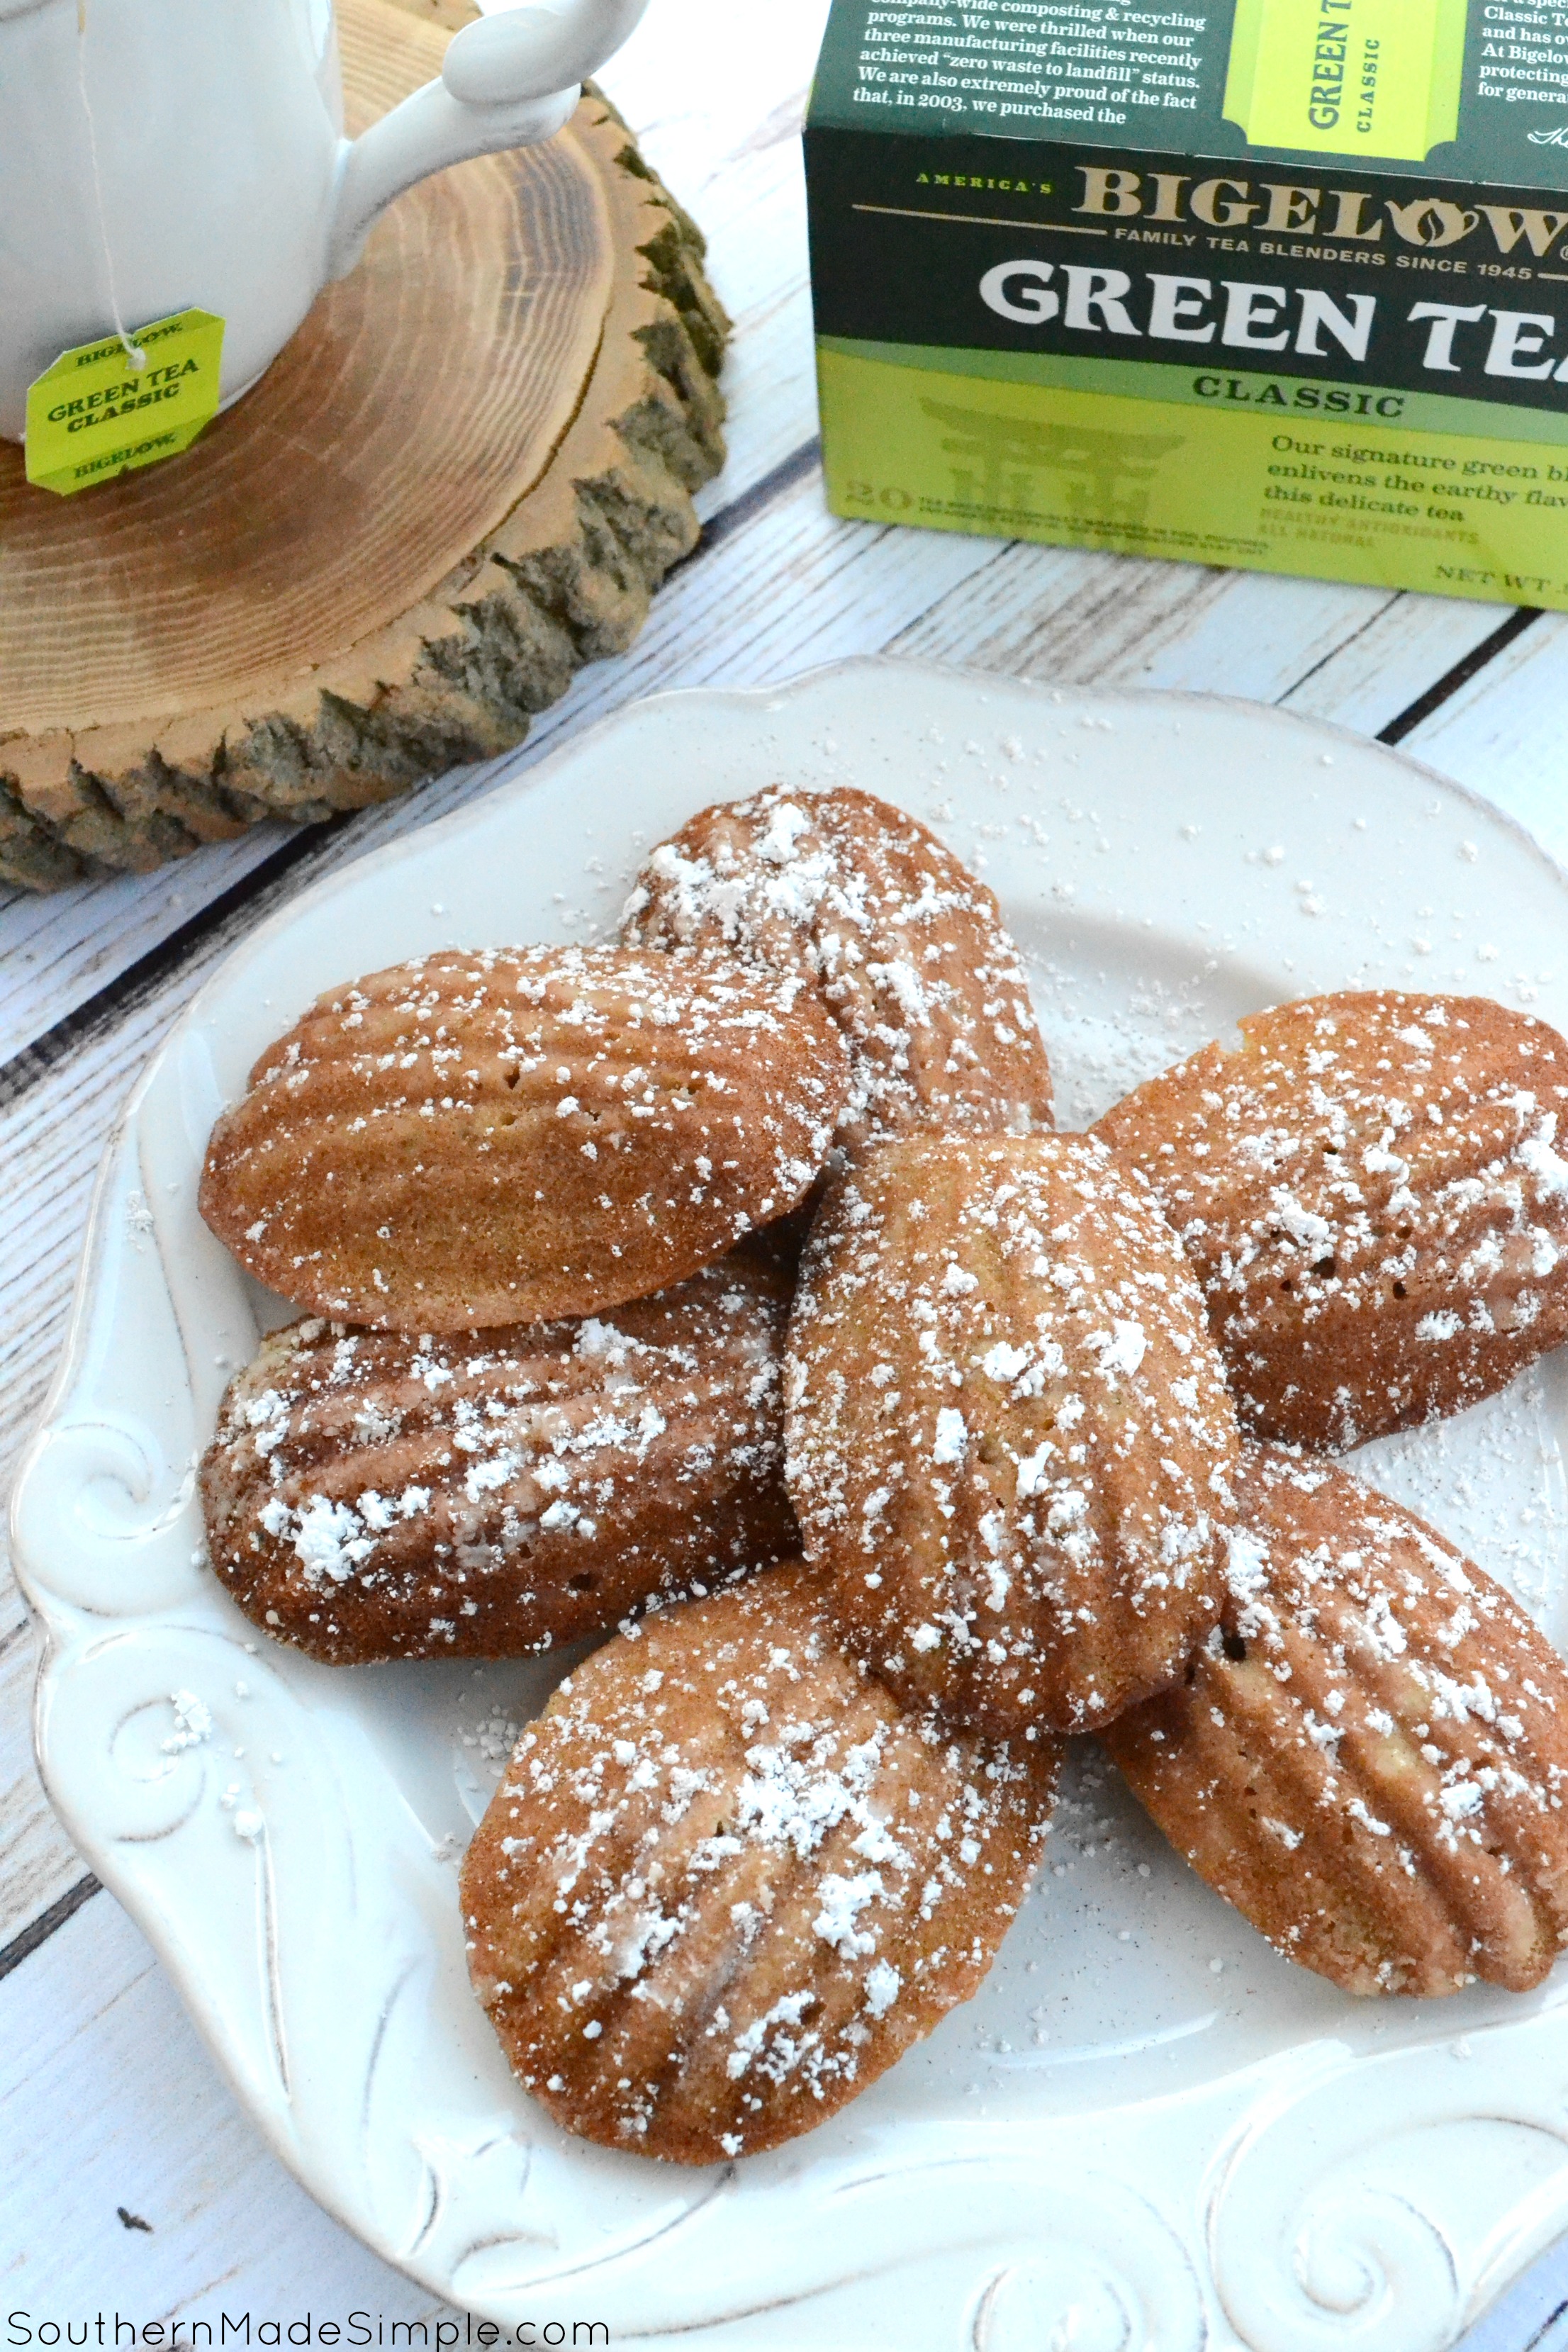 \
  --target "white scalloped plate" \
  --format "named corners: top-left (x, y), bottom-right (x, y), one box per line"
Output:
top-left (16, 659), bottom-right (1568, 2352)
